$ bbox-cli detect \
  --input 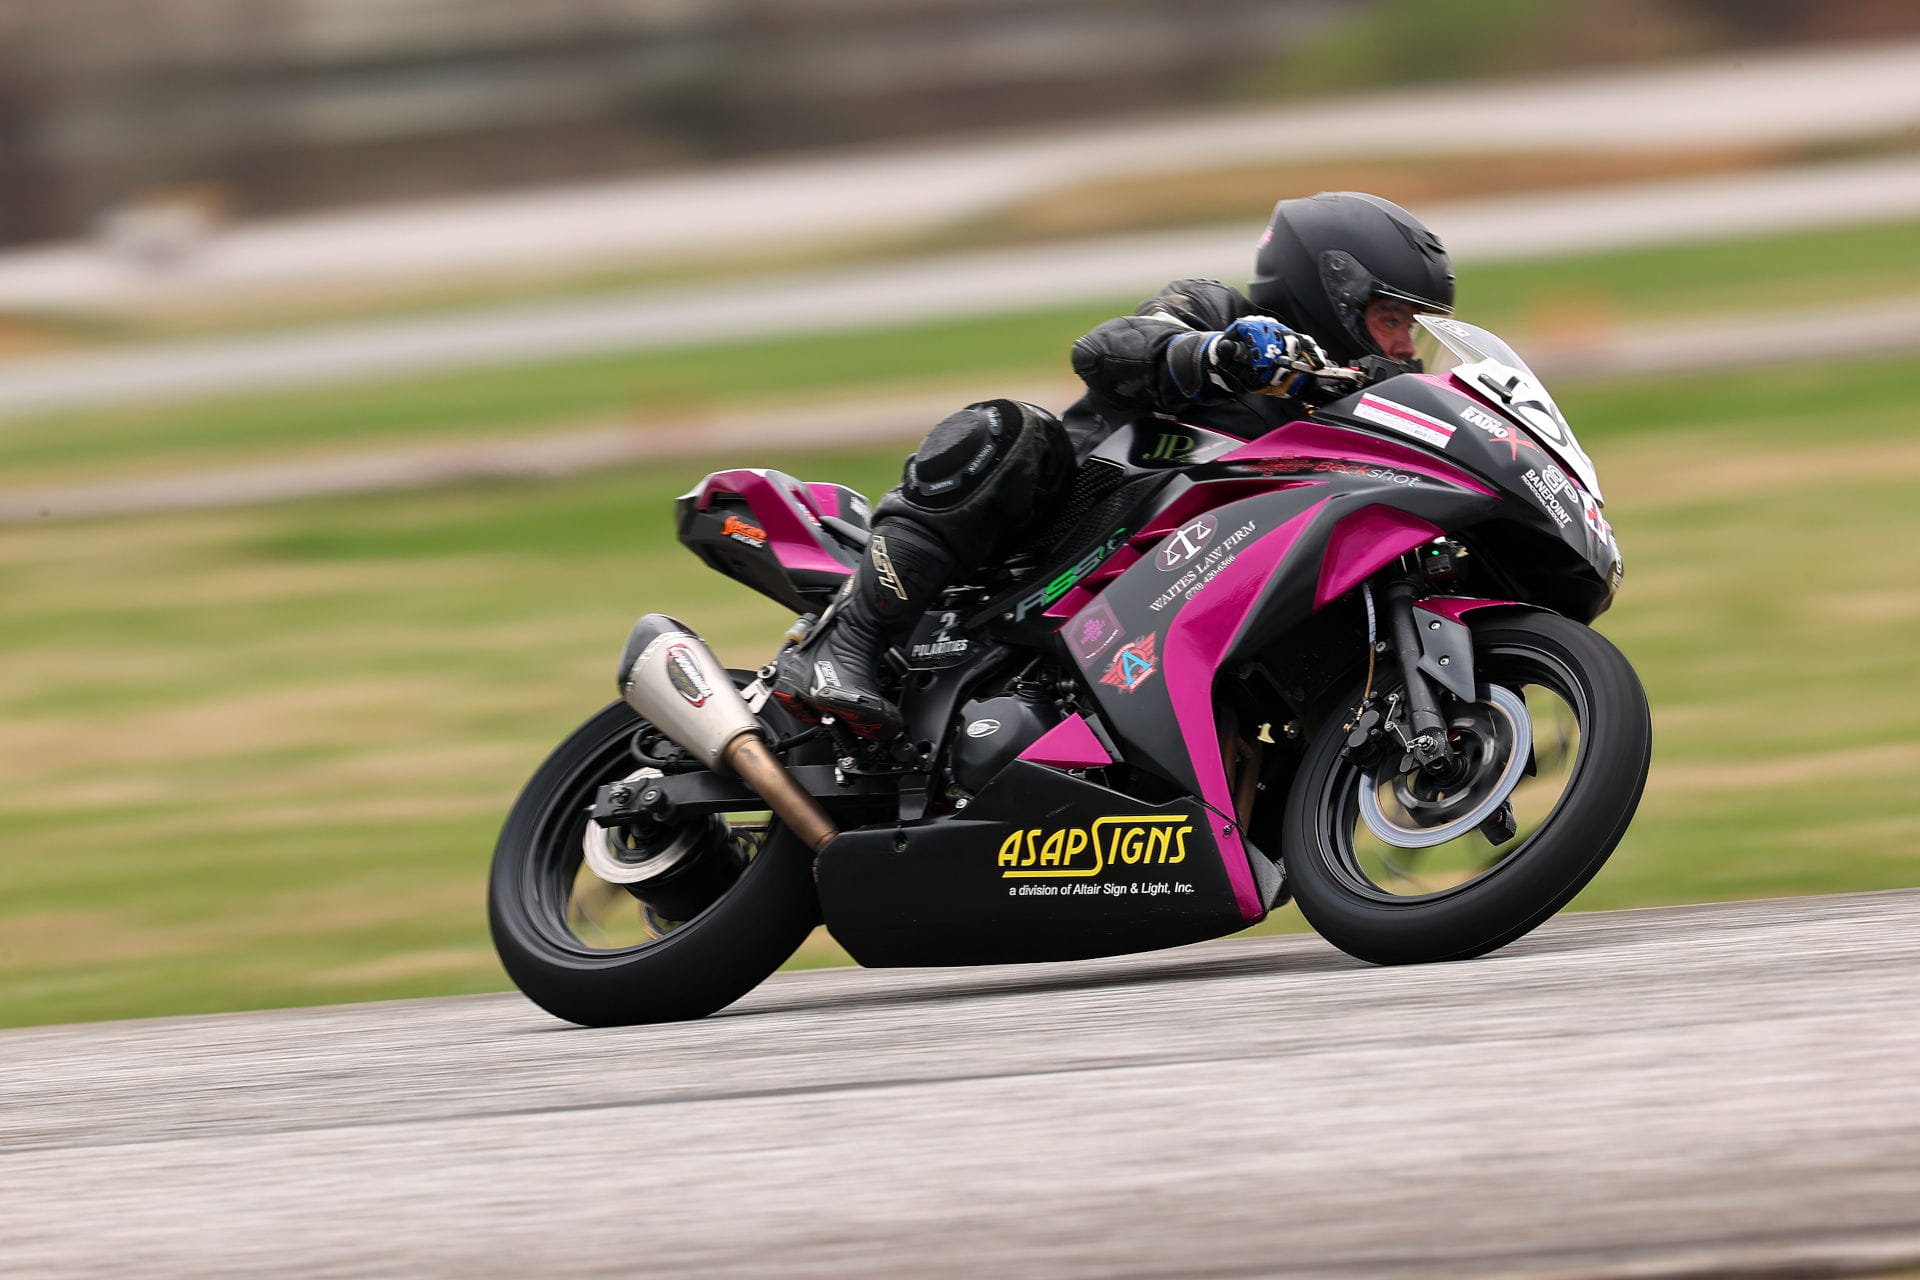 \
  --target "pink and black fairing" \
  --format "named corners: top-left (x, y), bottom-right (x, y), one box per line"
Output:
top-left (675, 469), bottom-right (871, 614)
top-left (809, 366), bottom-right (1621, 968)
